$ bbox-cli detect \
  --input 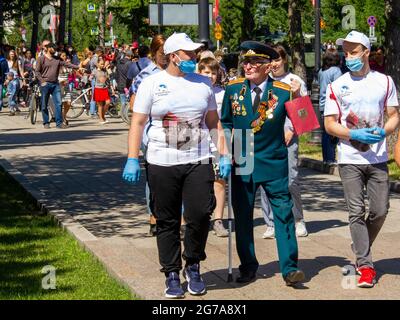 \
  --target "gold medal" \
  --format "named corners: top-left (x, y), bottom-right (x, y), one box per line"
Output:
top-left (239, 96), bottom-right (244, 101)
